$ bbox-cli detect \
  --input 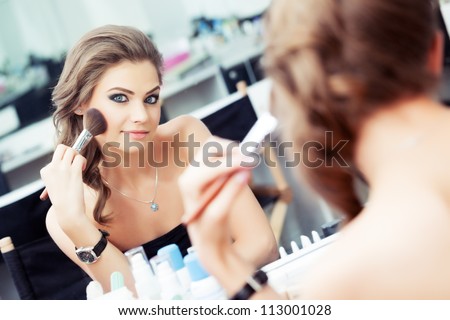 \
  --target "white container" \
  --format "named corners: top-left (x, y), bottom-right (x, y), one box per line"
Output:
top-left (157, 244), bottom-right (191, 293)
top-left (86, 280), bottom-right (103, 300)
top-left (151, 255), bottom-right (185, 300)
top-left (184, 251), bottom-right (227, 300)
top-left (129, 252), bottom-right (161, 300)
top-left (89, 271), bottom-right (135, 300)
